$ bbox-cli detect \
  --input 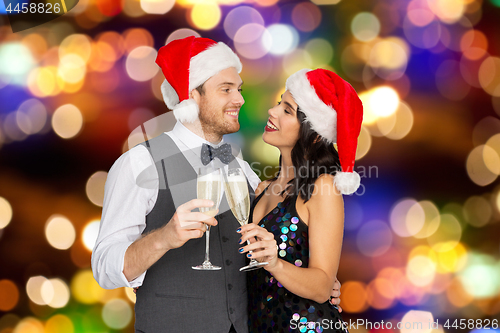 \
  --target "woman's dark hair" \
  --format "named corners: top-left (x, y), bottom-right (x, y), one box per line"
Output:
top-left (274, 109), bottom-right (341, 203)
